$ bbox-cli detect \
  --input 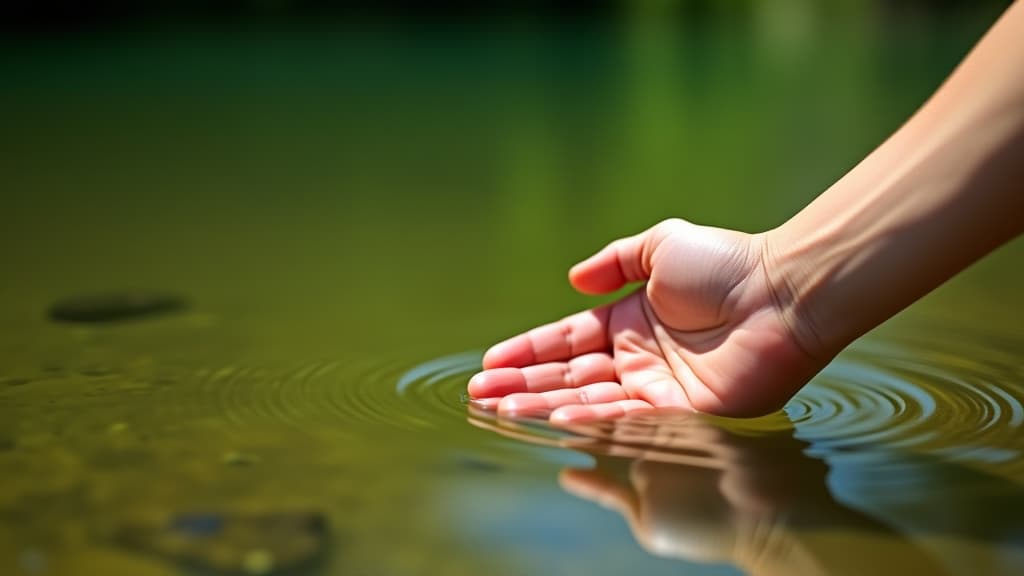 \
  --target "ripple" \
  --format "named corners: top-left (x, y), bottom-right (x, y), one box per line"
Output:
top-left (461, 322), bottom-right (1024, 476)
top-left (394, 351), bottom-right (482, 424)
top-left (24, 318), bottom-right (1020, 468)
top-left (784, 332), bottom-right (1024, 470)
top-left (153, 352), bottom-right (482, 435)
